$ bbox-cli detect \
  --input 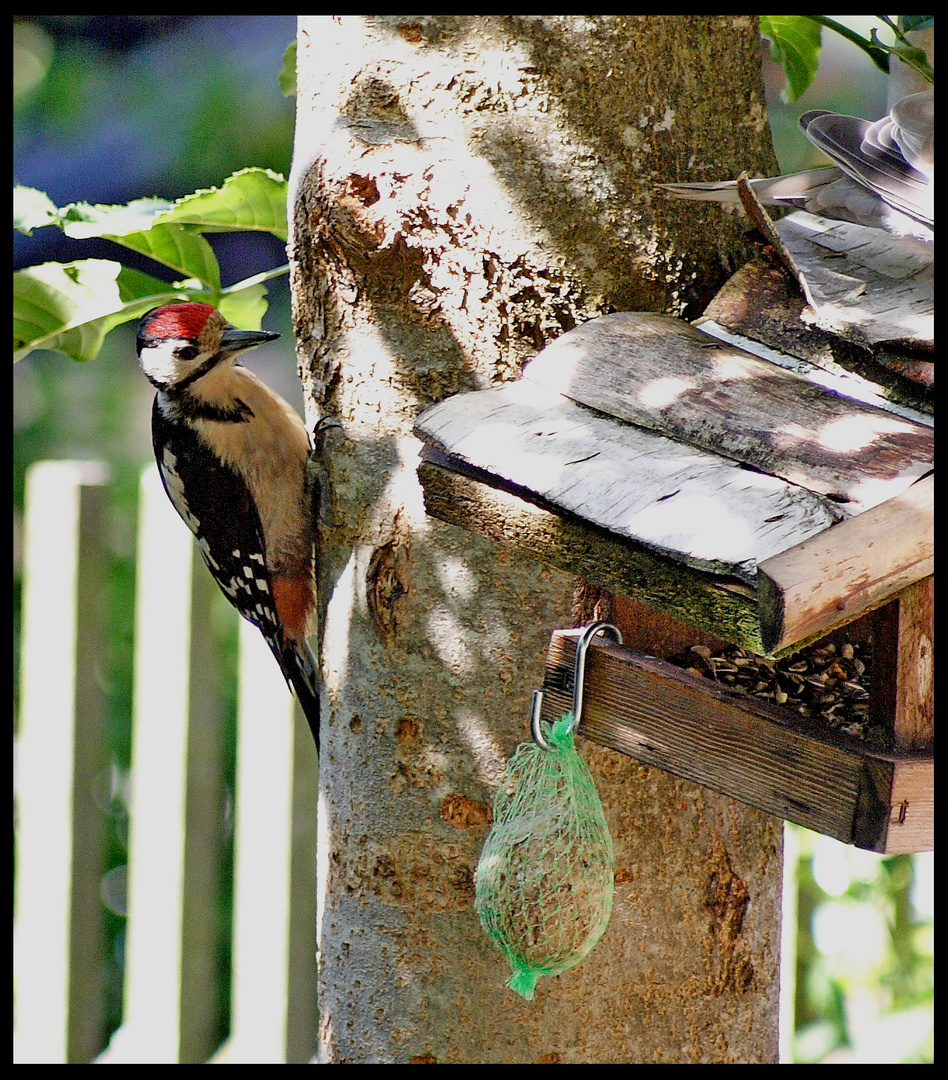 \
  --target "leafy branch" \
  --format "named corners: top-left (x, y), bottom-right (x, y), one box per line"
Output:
top-left (13, 167), bottom-right (289, 363)
top-left (760, 15), bottom-right (934, 102)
